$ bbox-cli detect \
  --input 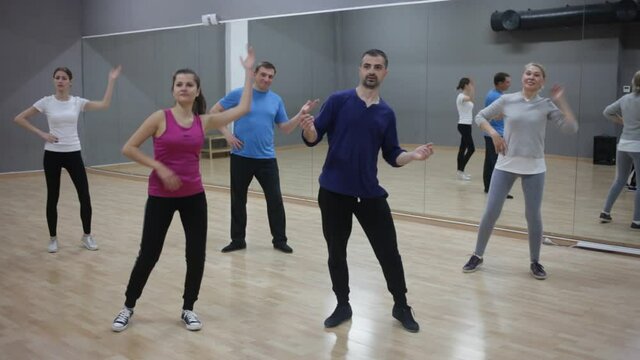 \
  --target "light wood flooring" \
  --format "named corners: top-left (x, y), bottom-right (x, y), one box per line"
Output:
top-left (0, 172), bottom-right (639, 359)
top-left (97, 144), bottom-right (640, 248)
